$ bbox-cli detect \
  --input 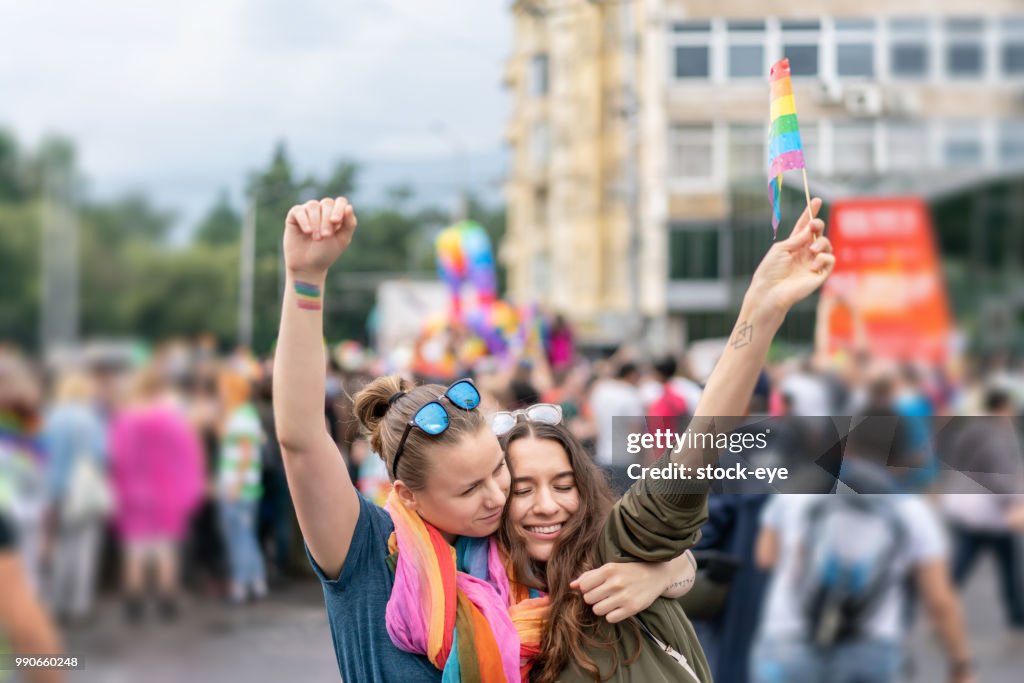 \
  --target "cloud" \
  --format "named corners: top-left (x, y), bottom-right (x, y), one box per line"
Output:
top-left (0, 0), bottom-right (510, 231)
